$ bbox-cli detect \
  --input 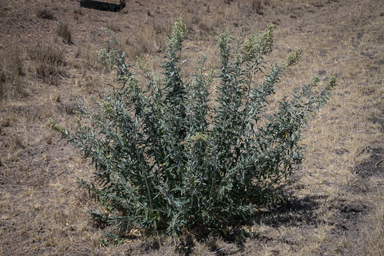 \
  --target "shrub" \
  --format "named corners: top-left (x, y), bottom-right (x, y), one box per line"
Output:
top-left (49, 16), bottom-right (336, 237)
